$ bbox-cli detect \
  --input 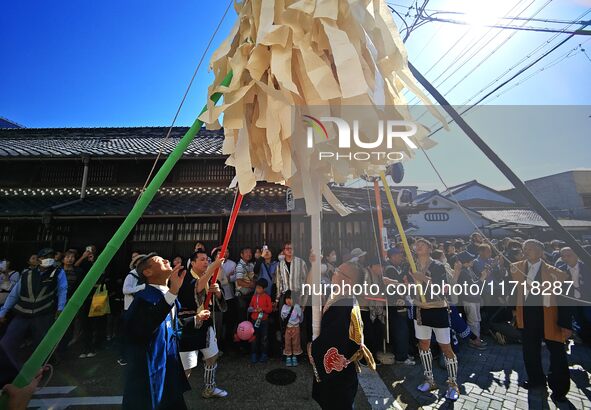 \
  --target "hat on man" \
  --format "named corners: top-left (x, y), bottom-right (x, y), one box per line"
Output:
top-left (349, 248), bottom-right (367, 259)
top-left (130, 253), bottom-right (147, 270)
top-left (135, 252), bottom-right (158, 277)
top-left (366, 257), bottom-right (383, 267)
top-left (38, 248), bottom-right (55, 259)
top-left (387, 247), bottom-right (403, 257)
top-left (457, 251), bottom-right (475, 264)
